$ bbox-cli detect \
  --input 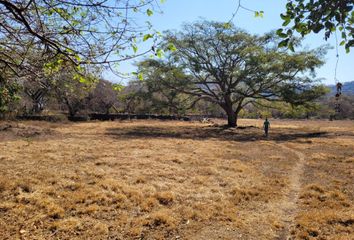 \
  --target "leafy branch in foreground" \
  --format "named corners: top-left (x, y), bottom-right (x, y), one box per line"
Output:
top-left (0, 0), bottom-right (161, 75)
top-left (277, 0), bottom-right (354, 52)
